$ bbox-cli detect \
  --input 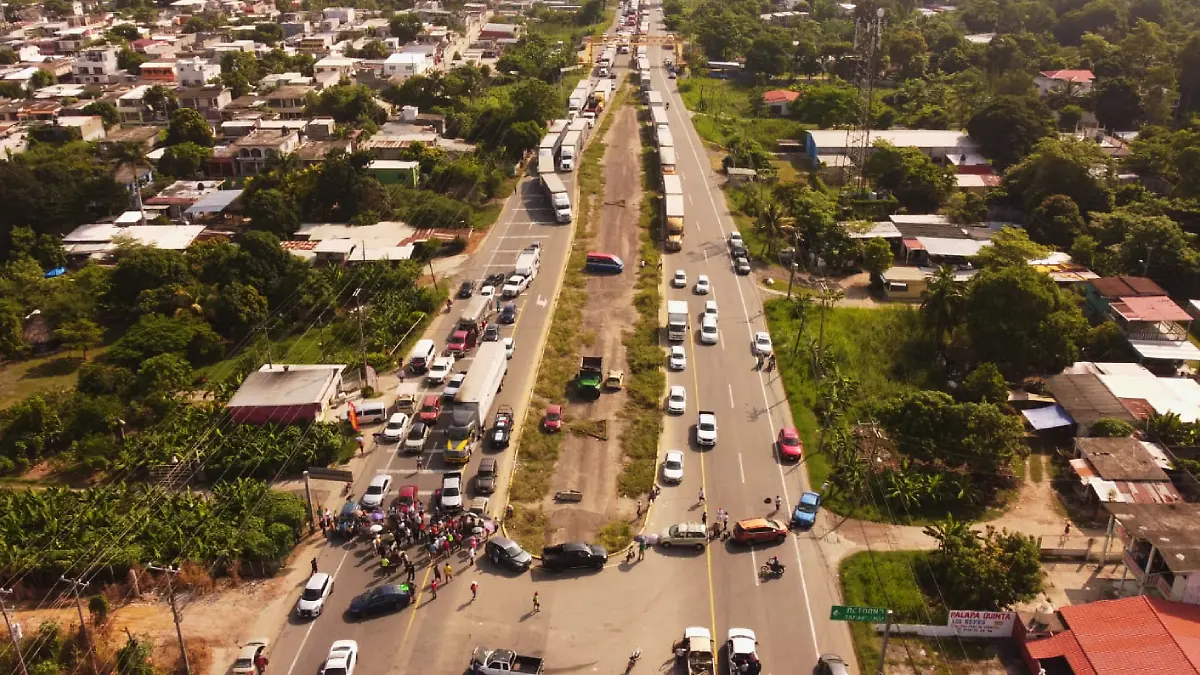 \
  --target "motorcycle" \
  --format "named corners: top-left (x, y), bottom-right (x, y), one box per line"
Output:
top-left (759, 562), bottom-right (786, 580)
